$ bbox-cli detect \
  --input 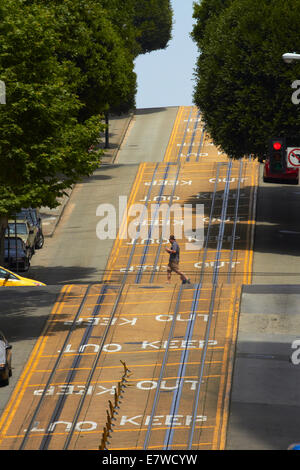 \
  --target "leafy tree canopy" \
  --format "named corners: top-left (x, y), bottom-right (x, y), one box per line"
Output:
top-left (192, 0), bottom-right (233, 49)
top-left (132, 0), bottom-right (173, 54)
top-left (29, 0), bottom-right (137, 118)
top-left (0, 0), bottom-right (173, 217)
top-left (192, 0), bottom-right (300, 159)
top-left (0, 0), bottom-right (103, 215)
